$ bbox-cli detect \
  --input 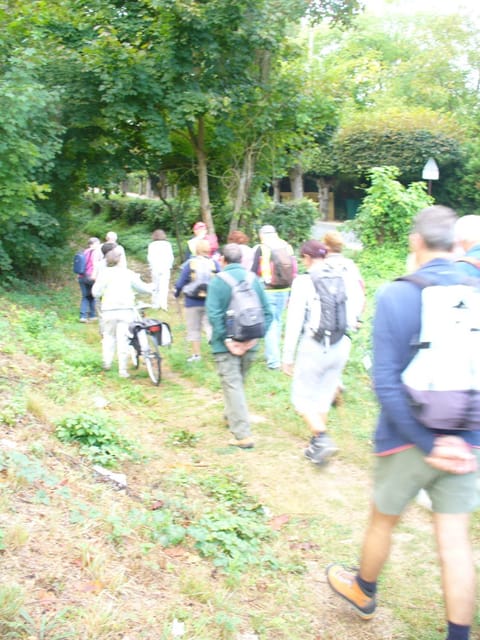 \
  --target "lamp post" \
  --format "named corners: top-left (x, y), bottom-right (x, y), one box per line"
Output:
top-left (422, 157), bottom-right (439, 196)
